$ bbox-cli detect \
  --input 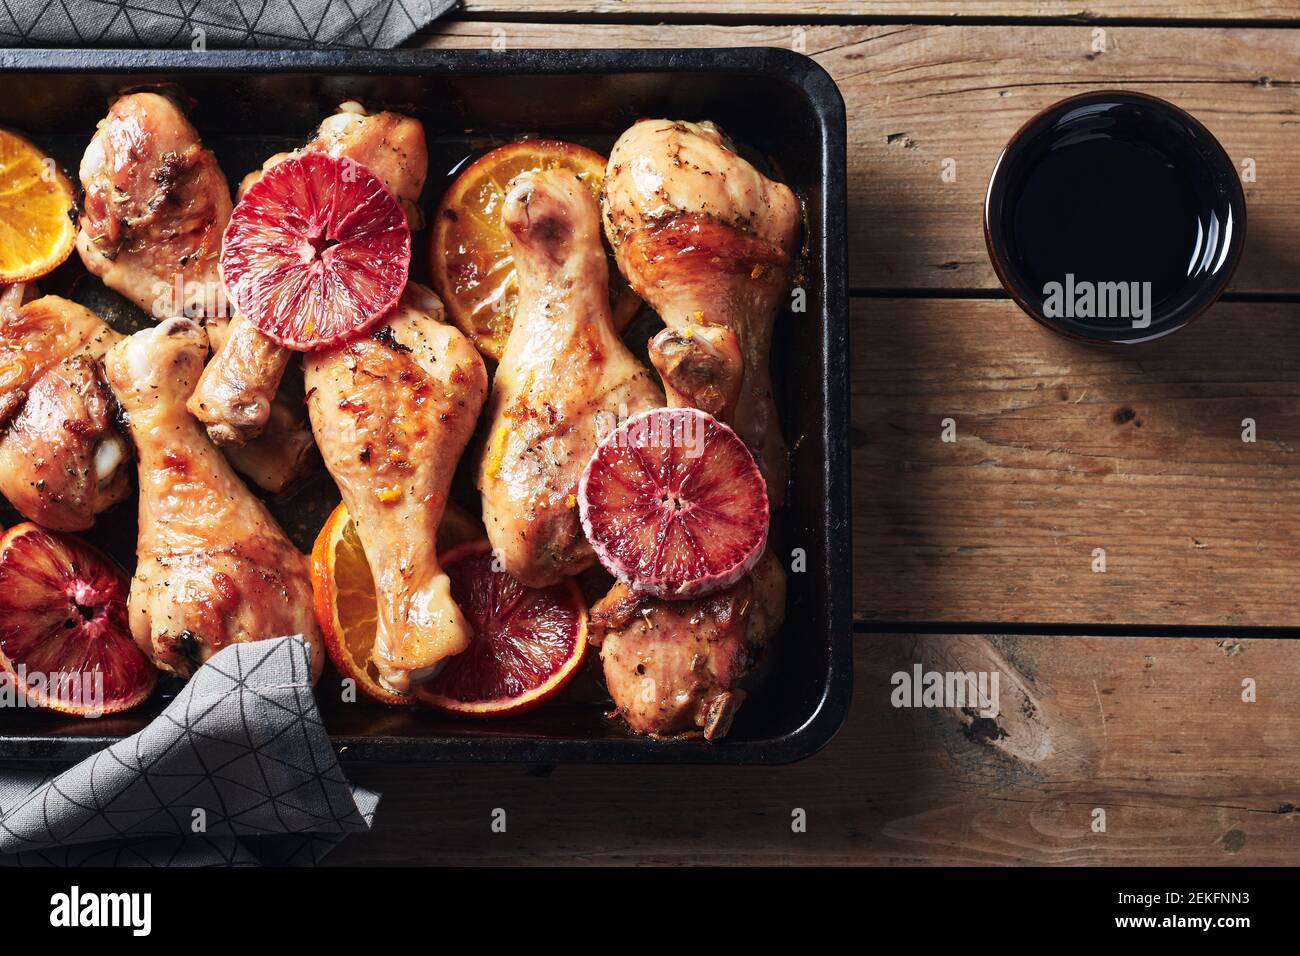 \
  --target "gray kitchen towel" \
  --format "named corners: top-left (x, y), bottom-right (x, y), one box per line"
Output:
top-left (0, 636), bottom-right (378, 866)
top-left (0, 0), bottom-right (455, 48)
